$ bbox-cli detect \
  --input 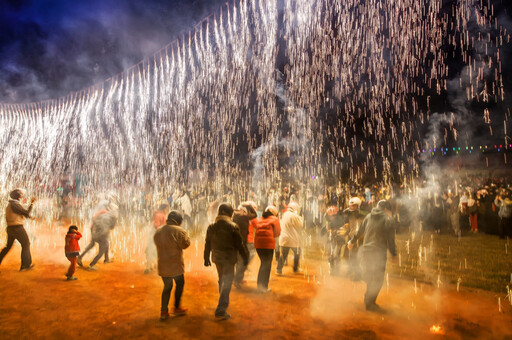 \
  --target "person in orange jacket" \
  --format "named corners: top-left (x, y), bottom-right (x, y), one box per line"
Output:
top-left (253, 205), bottom-right (280, 292)
top-left (65, 225), bottom-right (82, 281)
